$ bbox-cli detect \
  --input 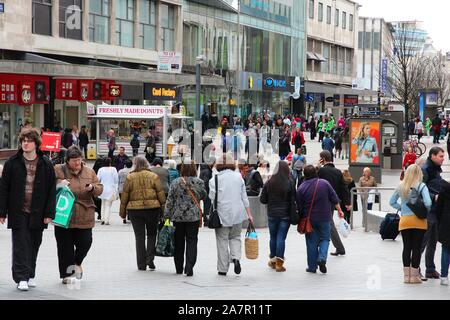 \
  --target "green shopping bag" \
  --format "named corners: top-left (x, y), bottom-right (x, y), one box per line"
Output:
top-left (53, 186), bottom-right (75, 228)
top-left (156, 219), bottom-right (175, 257)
